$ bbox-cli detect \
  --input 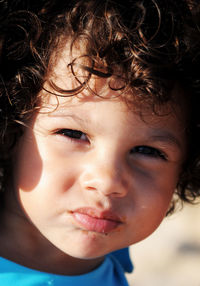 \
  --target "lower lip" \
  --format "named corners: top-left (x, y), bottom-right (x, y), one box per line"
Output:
top-left (72, 212), bottom-right (121, 234)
